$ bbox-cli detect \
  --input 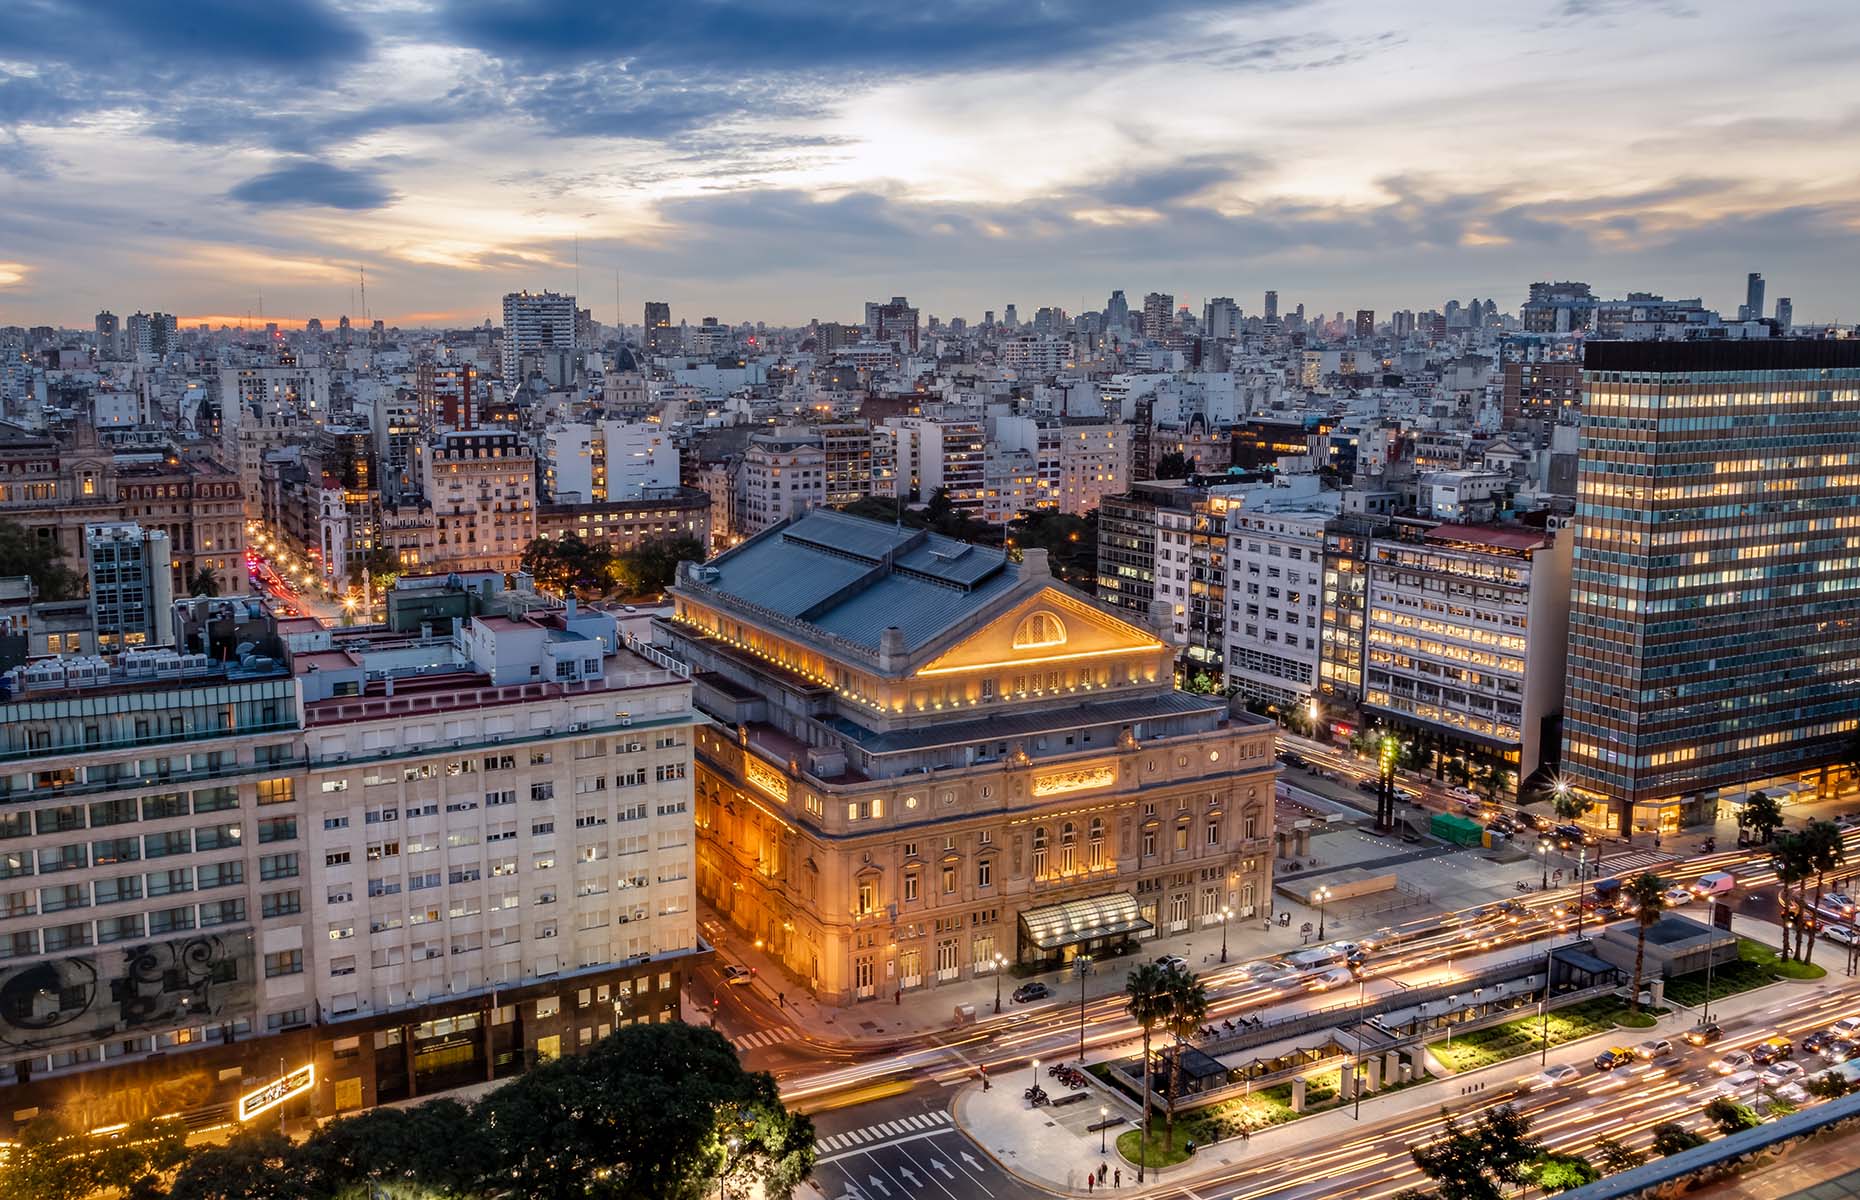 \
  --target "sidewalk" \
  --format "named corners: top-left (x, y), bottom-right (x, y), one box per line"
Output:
top-left (950, 965), bottom-right (1860, 1197)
